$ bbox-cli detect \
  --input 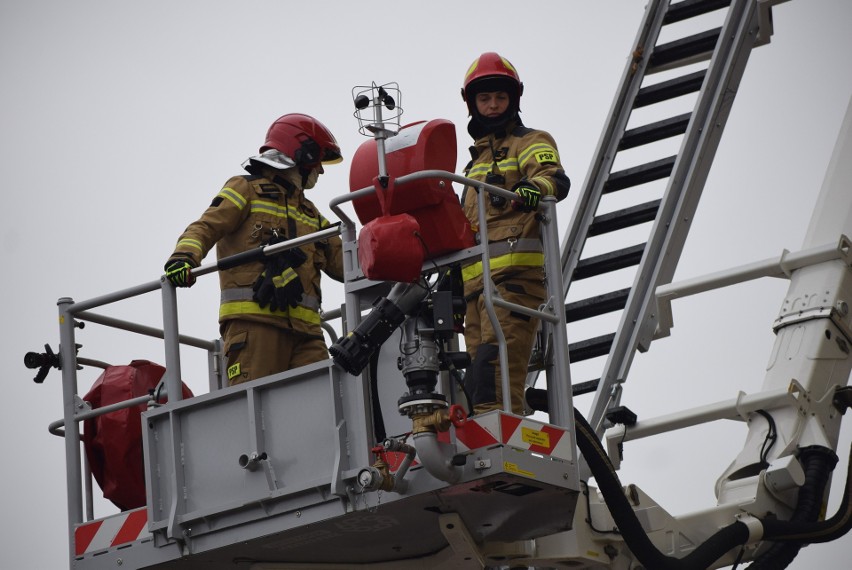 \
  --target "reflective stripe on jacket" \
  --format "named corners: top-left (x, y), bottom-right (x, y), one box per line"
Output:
top-left (461, 238), bottom-right (544, 282)
top-left (169, 172), bottom-right (343, 336)
top-left (219, 288), bottom-right (322, 325)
